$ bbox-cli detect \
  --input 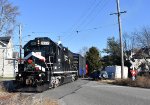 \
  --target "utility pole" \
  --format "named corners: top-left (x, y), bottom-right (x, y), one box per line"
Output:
top-left (110, 0), bottom-right (126, 79)
top-left (19, 24), bottom-right (22, 63)
top-left (58, 36), bottom-right (61, 45)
